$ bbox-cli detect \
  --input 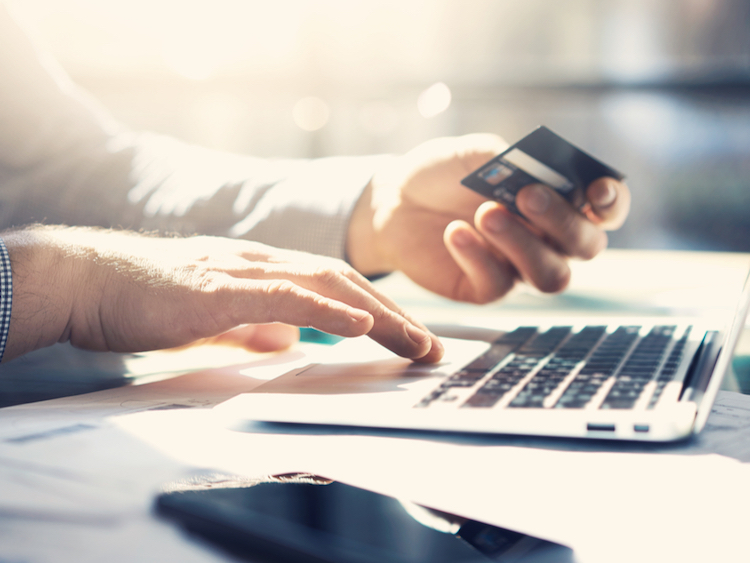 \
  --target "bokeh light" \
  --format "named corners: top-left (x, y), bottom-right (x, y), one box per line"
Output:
top-left (417, 82), bottom-right (452, 119)
top-left (292, 97), bottom-right (330, 132)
